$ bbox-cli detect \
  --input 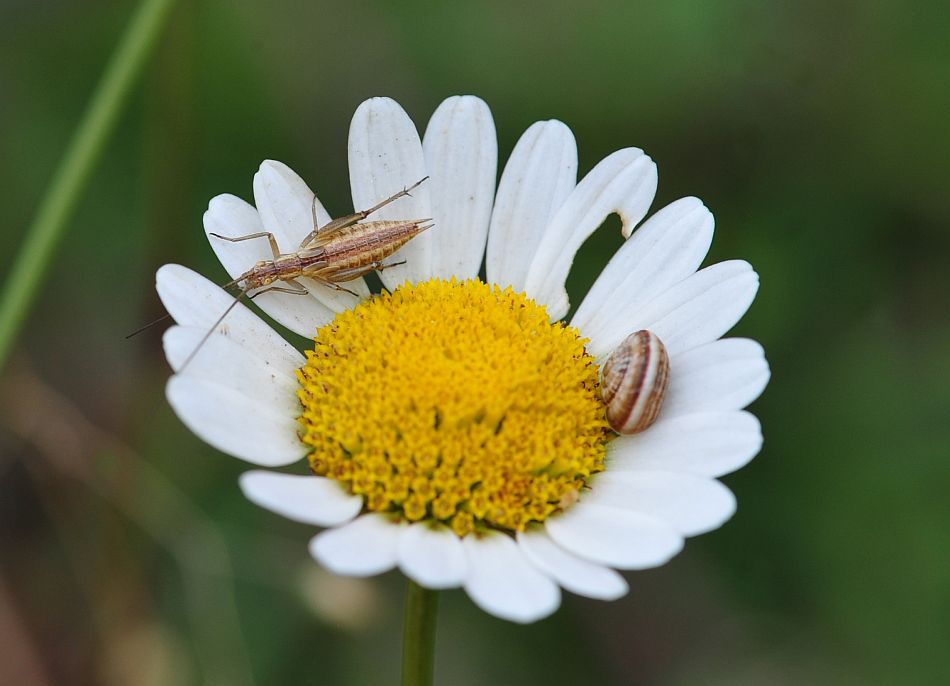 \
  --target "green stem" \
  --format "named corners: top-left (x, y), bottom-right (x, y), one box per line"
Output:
top-left (0, 0), bottom-right (179, 371)
top-left (401, 580), bottom-right (439, 686)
